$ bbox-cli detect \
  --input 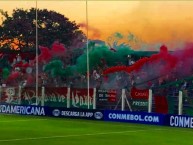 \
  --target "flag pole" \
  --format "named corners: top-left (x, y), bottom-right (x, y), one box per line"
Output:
top-left (86, 0), bottom-right (90, 109)
top-left (35, 0), bottom-right (39, 105)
